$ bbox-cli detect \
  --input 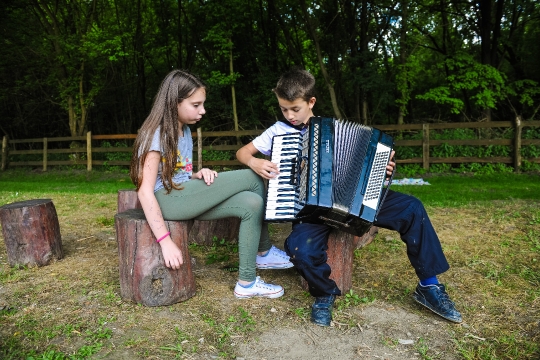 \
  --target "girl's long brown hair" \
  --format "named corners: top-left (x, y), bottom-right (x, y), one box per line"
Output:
top-left (130, 70), bottom-right (206, 193)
